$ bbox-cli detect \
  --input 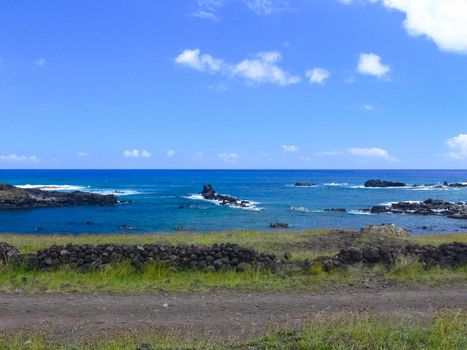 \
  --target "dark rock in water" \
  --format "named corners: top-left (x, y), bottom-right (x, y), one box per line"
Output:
top-left (364, 179), bottom-right (406, 188)
top-left (324, 208), bottom-right (346, 213)
top-left (200, 184), bottom-right (254, 209)
top-left (85, 221), bottom-right (94, 225)
top-left (269, 221), bottom-right (289, 228)
top-left (448, 213), bottom-right (467, 220)
top-left (294, 182), bottom-right (318, 187)
top-left (444, 181), bottom-right (467, 188)
top-left (370, 199), bottom-right (467, 220)
top-left (0, 183), bottom-right (117, 210)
